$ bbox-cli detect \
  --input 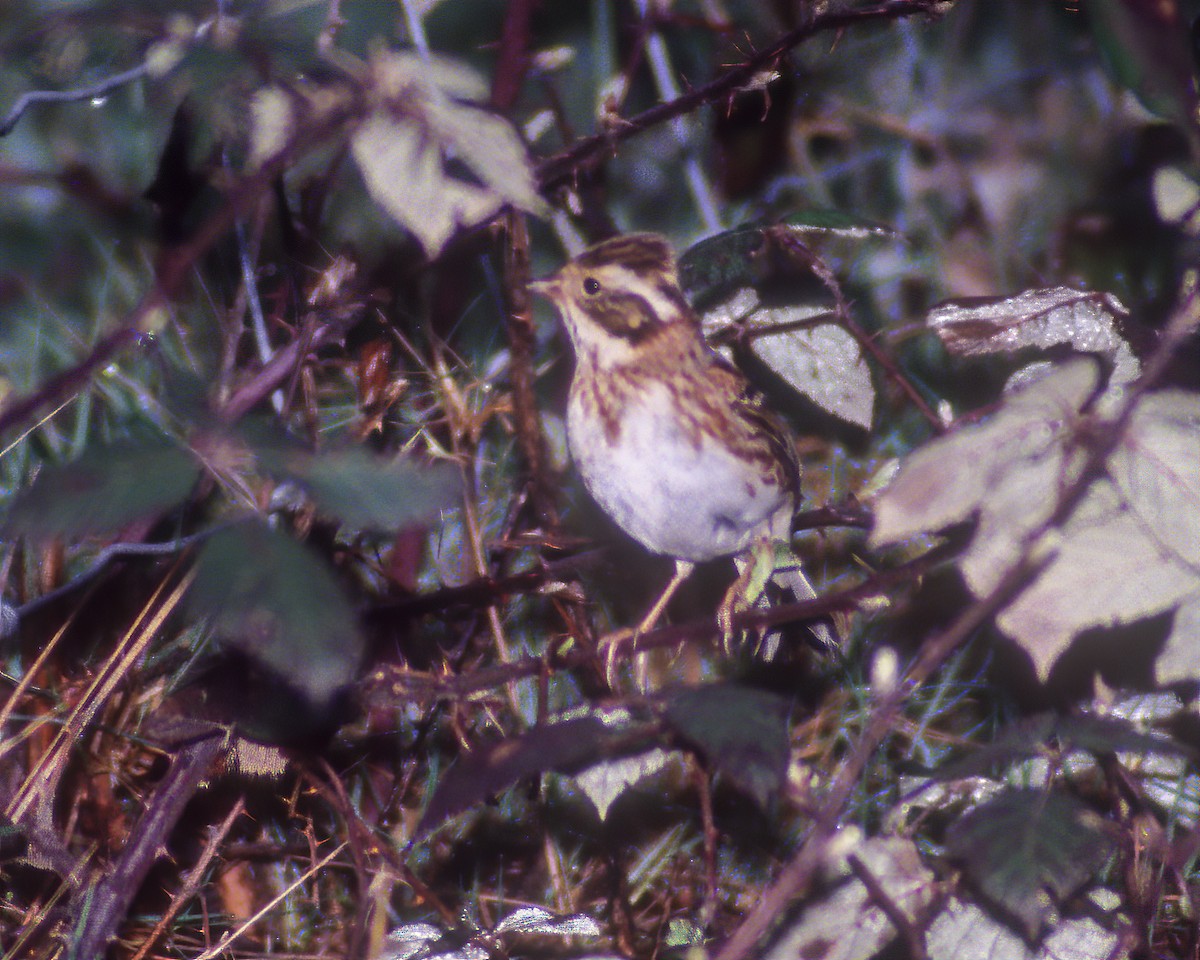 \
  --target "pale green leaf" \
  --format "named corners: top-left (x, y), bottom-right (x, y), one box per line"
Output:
top-left (352, 50), bottom-right (546, 257)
